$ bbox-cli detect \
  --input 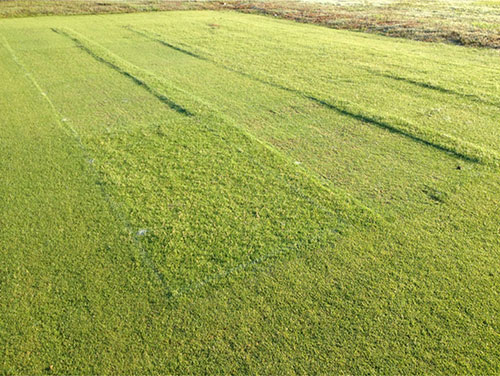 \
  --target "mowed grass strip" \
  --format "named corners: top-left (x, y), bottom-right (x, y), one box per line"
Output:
top-left (126, 26), bottom-right (500, 167)
top-left (128, 26), bottom-right (500, 161)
